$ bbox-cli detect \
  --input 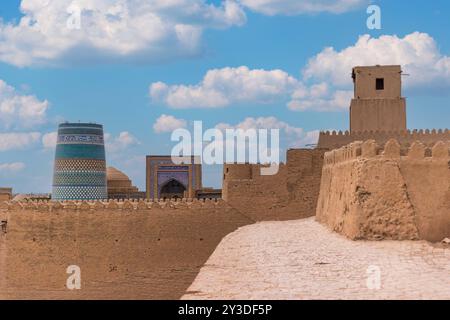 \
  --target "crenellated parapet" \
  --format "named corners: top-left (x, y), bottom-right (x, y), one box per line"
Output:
top-left (323, 139), bottom-right (450, 166)
top-left (0, 195), bottom-right (252, 300)
top-left (1, 198), bottom-right (226, 213)
top-left (221, 148), bottom-right (327, 220)
top-left (318, 129), bottom-right (450, 150)
top-left (317, 139), bottom-right (450, 242)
